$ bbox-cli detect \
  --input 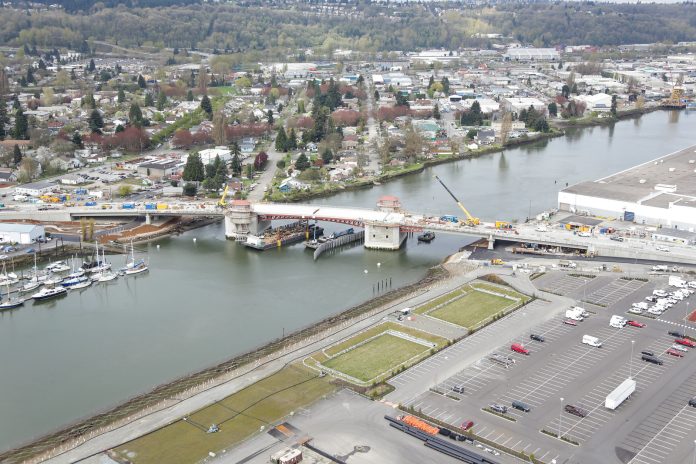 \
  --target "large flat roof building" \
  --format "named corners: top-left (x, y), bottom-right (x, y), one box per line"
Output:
top-left (558, 145), bottom-right (696, 230)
